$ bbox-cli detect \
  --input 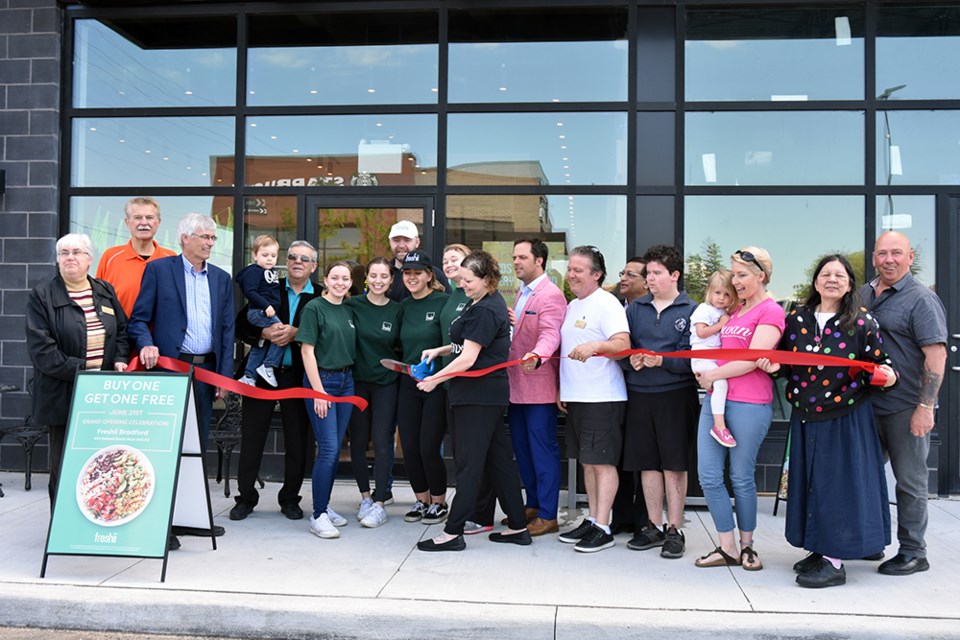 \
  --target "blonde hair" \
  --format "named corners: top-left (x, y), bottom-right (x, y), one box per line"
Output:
top-left (706, 269), bottom-right (737, 311)
top-left (443, 243), bottom-right (470, 259)
top-left (252, 234), bottom-right (279, 254)
top-left (731, 246), bottom-right (773, 285)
